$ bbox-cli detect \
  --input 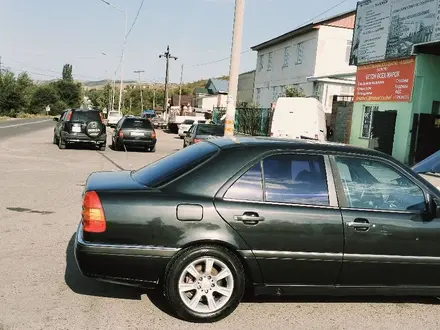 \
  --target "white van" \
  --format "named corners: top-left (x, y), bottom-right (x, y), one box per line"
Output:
top-left (269, 97), bottom-right (327, 141)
